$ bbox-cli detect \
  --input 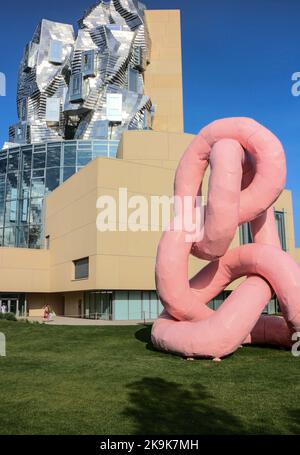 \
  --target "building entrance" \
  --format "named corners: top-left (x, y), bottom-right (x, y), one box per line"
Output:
top-left (0, 294), bottom-right (26, 316)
